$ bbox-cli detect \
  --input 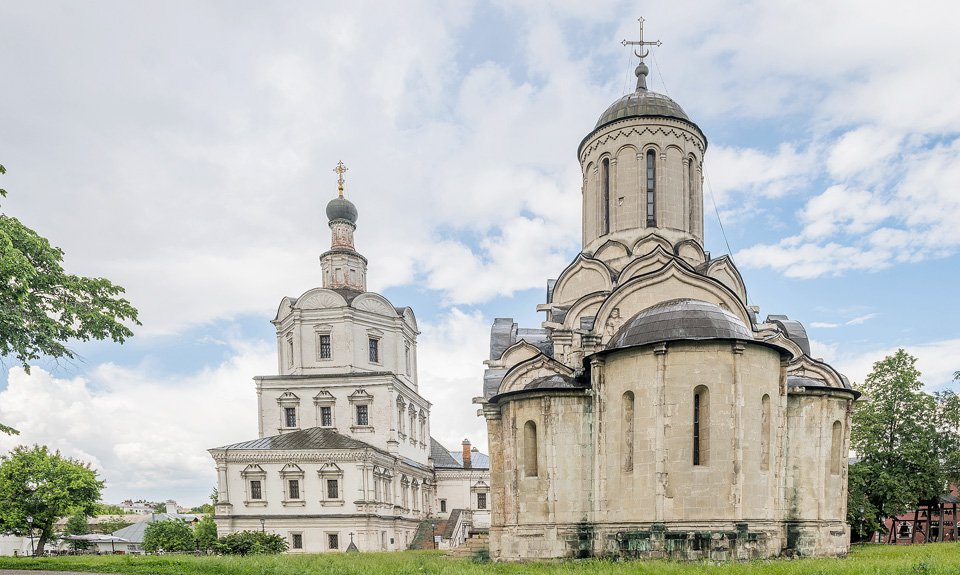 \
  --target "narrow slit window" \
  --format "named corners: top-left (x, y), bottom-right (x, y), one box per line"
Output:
top-left (368, 338), bottom-right (379, 363)
top-left (601, 158), bottom-right (610, 235)
top-left (687, 157), bottom-right (696, 232)
top-left (693, 385), bottom-right (710, 465)
top-left (761, 394), bottom-right (771, 471)
top-left (524, 420), bottom-right (539, 477)
top-left (646, 150), bottom-right (656, 227)
top-left (830, 420), bottom-right (843, 475)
